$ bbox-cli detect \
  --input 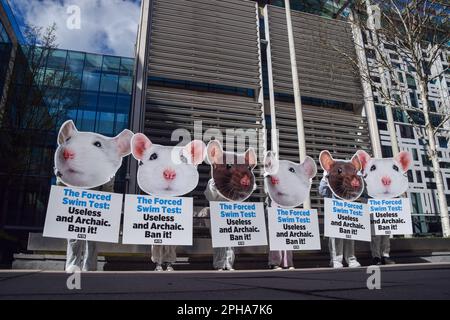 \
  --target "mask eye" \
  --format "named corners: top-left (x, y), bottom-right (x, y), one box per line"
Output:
top-left (93, 141), bottom-right (102, 148)
top-left (180, 154), bottom-right (188, 164)
top-left (66, 137), bottom-right (71, 142)
top-left (370, 165), bottom-right (376, 172)
top-left (149, 153), bottom-right (158, 161)
top-left (289, 167), bottom-right (296, 173)
top-left (393, 165), bottom-right (399, 172)
top-left (337, 168), bottom-right (342, 174)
